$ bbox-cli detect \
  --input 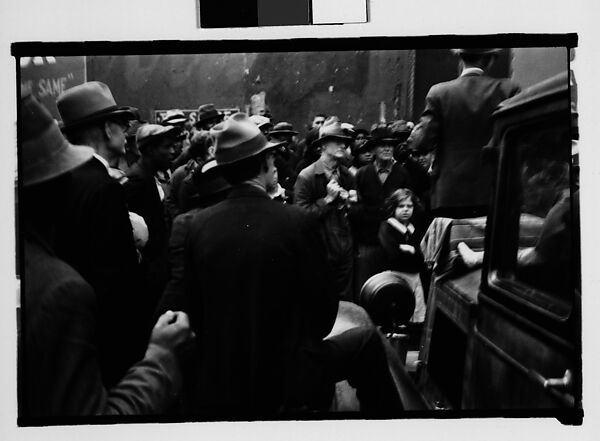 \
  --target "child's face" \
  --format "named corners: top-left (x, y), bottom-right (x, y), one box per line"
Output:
top-left (395, 199), bottom-right (414, 224)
